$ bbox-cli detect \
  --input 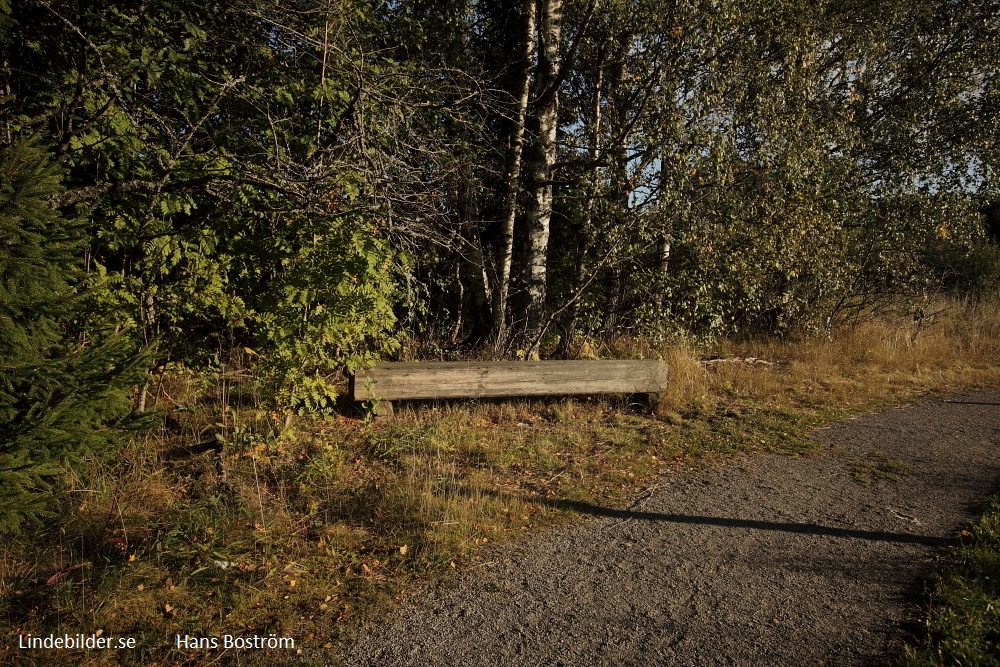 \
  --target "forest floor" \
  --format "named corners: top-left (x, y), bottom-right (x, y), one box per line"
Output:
top-left (337, 390), bottom-right (1000, 666)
